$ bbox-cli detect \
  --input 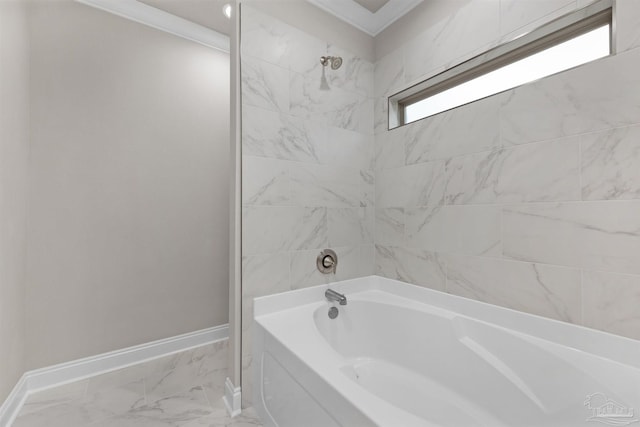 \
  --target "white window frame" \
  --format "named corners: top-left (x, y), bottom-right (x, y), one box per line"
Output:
top-left (388, 0), bottom-right (614, 129)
